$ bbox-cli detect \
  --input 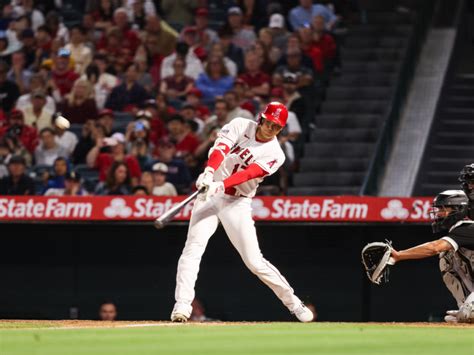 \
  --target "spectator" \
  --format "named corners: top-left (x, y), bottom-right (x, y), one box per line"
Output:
top-left (95, 161), bottom-right (132, 195)
top-left (45, 171), bottom-right (87, 196)
top-left (13, 0), bottom-right (45, 32)
top-left (288, 0), bottom-right (337, 31)
top-left (274, 48), bottom-right (314, 88)
top-left (7, 51), bottom-right (32, 94)
top-left (126, 0), bottom-right (155, 30)
top-left (181, 26), bottom-right (206, 62)
top-left (139, 171), bottom-right (154, 195)
top-left (35, 127), bottom-right (68, 165)
top-left (54, 114), bottom-right (78, 157)
top-left (134, 55), bottom-right (154, 93)
top-left (87, 132), bottom-right (142, 185)
top-left (0, 109), bottom-right (38, 157)
top-left (207, 42), bottom-right (237, 77)
top-left (127, 118), bottom-right (154, 171)
top-left (45, 11), bottom-right (69, 43)
top-left (192, 7), bottom-right (218, 51)
top-left (310, 15), bottom-right (338, 70)
top-left (218, 28), bottom-right (244, 74)
top-left (266, 13), bottom-right (290, 51)
top-left (166, 114), bottom-right (199, 158)
top-left (251, 40), bottom-right (276, 74)
top-left (111, 7), bottom-right (141, 55)
top-left (65, 25), bottom-right (93, 75)
top-left (105, 63), bottom-right (149, 111)
top-left (152, 141), bottom-right (191, 193)
top-left (84, 56), bottom-right (119, 110)
top-left (224, 7), bottom-right (257, 51)
top-left (90, 0), bottom-right (118, 31)
top-left (58, 78), bottom-right (98, 124)
top-left (0, 139), bottom-right (12, 178)
top-left (200, 98), bottom-right (229, 142)
top-left (97, 108), bottom-right (115, 137)
top-left (96, 26), bottom-right (132, 72)
top-left (160, 41), bottom-right (204, 81)
top-left (82, 13), bottom-right (101, 46)
top-left (16, 73), bottom-right (56, 113)
top-left (50, 48), bottom-right (80, 101)
top-left (133, 32), bottom-right (165, 86)
top-left (0, 60), bottom-right (20, 112)
top-left (141, 100), bottom-right (167, 146)
top-left (42, 156), bottom-right (68, 192)
top-left (151, 162), bottom-right (177, 196)
top-left (282, 73), bottom-right (306, 129)
top-left (180, 104), bottom-right (204, 135)
top-left (23, 89), bottom-right (53, 131)
top-left (19, 28), bottom-right (37, 69)
top-left (98, 301), bottom-right (118, 321)
top-left (0, 155), bottom-right (35, 195)
top-left (238, 50), bottom-right (270, 99)
top-left (72, 120), bottom-right (107, 164)
top-left (143, 15), bottom-right (178, 58)
top-left (160, 0), bottom-right (197, 28)
top-left (224, 90), bottom-right (254, 121)
top-left (184, 88), bottom-right (210, 120)
top-left (299, 27), bottom-right (324, 74)
top-left (132, 185), bottom-right (149, 195)
top-left (159, 57), bottom-right (194, 101)
top-left (34, 25), bottom-right (53, 68)
top-left (195, 55), bottom-right (234, 101)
